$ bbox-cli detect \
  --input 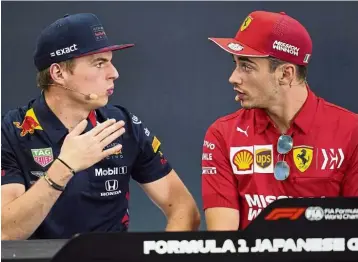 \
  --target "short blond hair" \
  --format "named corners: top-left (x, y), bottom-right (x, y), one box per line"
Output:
top-left (36, 59), bottom-right (76, 91)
